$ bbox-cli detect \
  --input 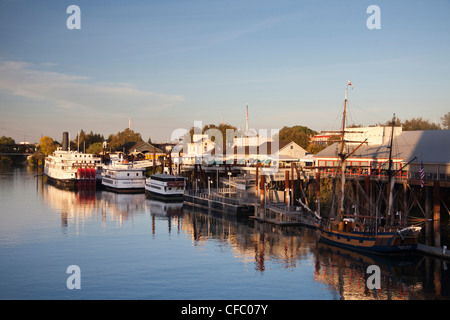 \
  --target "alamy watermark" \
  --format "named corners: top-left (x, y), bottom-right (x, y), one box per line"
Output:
top-left (367, 5), bottom-right (381, 30)
top-left (66, 5), bottom-right (81, 30)
top-left (66, 5), bottom-right (381, 31)
top-left (366, 265), bottom-right (381, 290)
top-left (170, 121), bottom-right (280, 174)
top-left (66, 265), bottom-right (81, 290)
